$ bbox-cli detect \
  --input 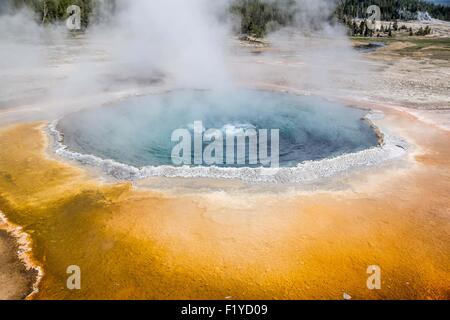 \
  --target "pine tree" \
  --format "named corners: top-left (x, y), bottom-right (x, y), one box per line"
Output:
top-left (359, 21), bottom-right (365, 35)
top-left (393, 20), bottom-right (398, 31)
top-left (416, 27), bottom-right (424, 36)
top-left (42, 0), bottom-right (48, 23)
top-left (352, 20), bottom-right (358, 36)
top-left (364, 21), bottom-right (370, 37)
